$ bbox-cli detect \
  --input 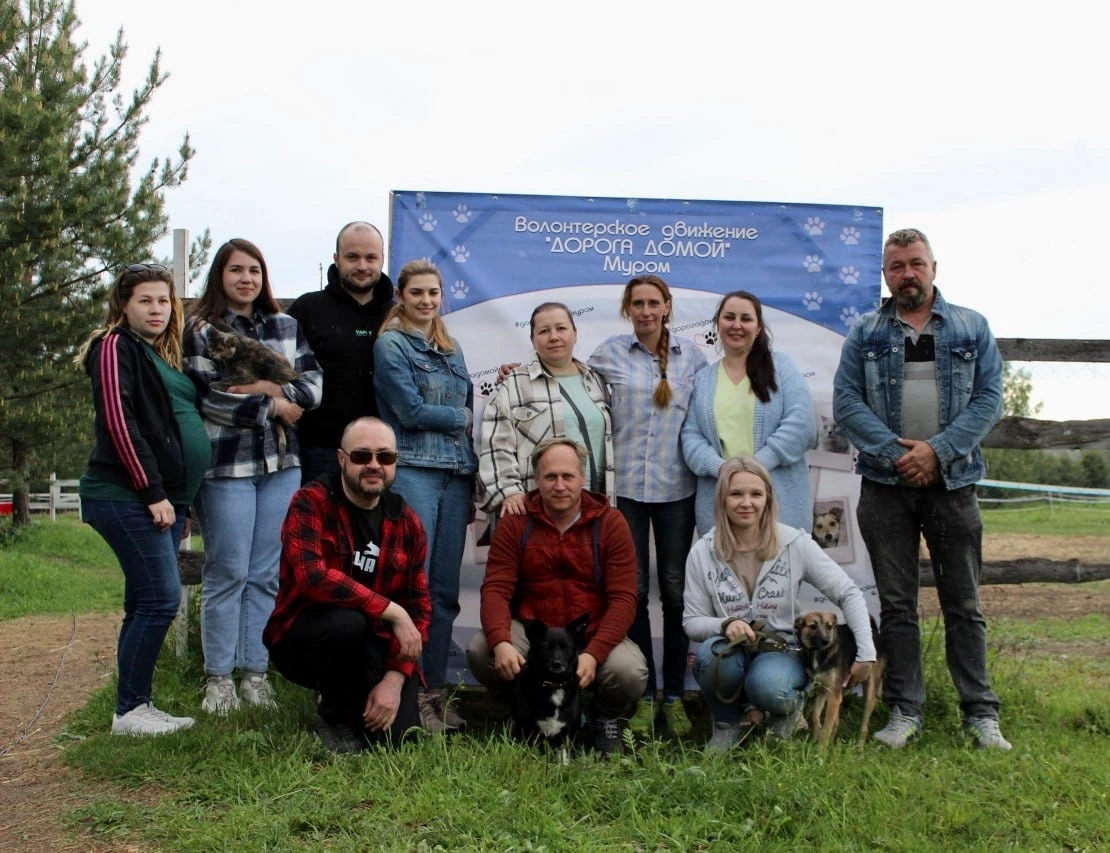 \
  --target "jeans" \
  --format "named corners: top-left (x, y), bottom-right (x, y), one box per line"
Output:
top-left (194, 468), bottom-right (300, 676)
top-left (618, 495), bottom-right (695, 697)
top-left (693, 639), bottom-right (806, 724)
top-left (390, 466), bottom-right (473, 687)
top-left (857, 479), bottom-right (1000, 721)
top-left (82, 497), bottom-right (185, 716)
top-left (268, 606), bottom-right (420, 747)
top-left (299, 445), bottom-right (340, 485)
top-left (467, 622), bottom-right (648, 719)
